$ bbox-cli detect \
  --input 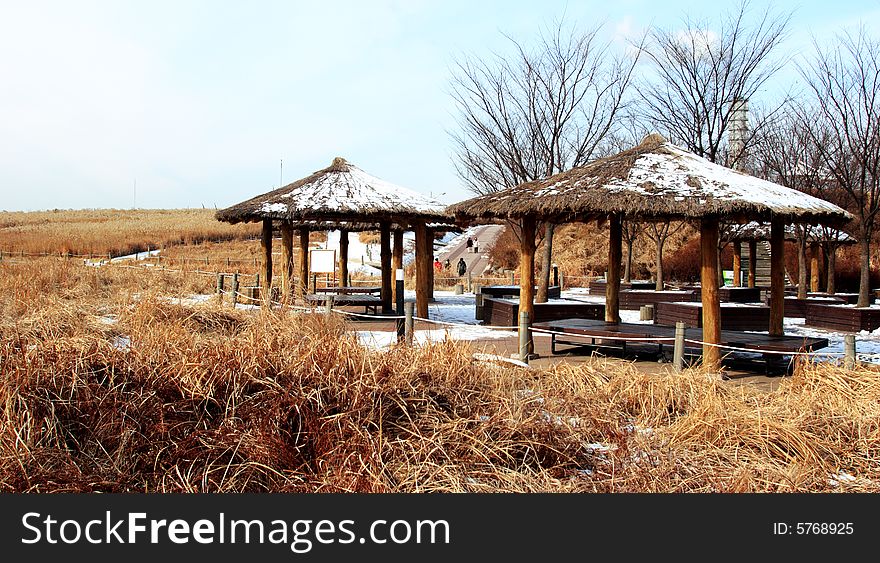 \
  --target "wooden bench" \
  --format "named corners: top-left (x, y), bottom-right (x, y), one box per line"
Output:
top-left (314, 286), bottom-right (382, 295)
top-left (655, 302), bottom-right (770, 331)
top-left (779, 296), bottom-right (846, 317)
top-left (305, 293), bottom-right (383, 314)
top-left (805, 303), bottom-right (880, 332)
top-left (482, 297), bottom-right (604, 326)
top-left (533, 318), bottom-right (829, 367)
top-left (589, 279), bottom-right (656, 294)
top-left (479, 285), bottom-right (561, 299)
top-left (618, 289), bottom-right (699, 310)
